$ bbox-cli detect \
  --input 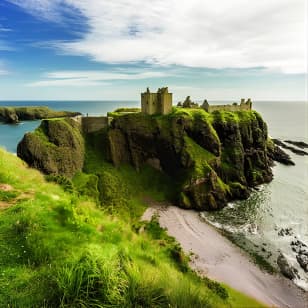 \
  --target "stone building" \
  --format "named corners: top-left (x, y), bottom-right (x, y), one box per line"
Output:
top-left (141, 87), bottom-right (172, 115)
top-left (201, 98), bottom-right (252, 112)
